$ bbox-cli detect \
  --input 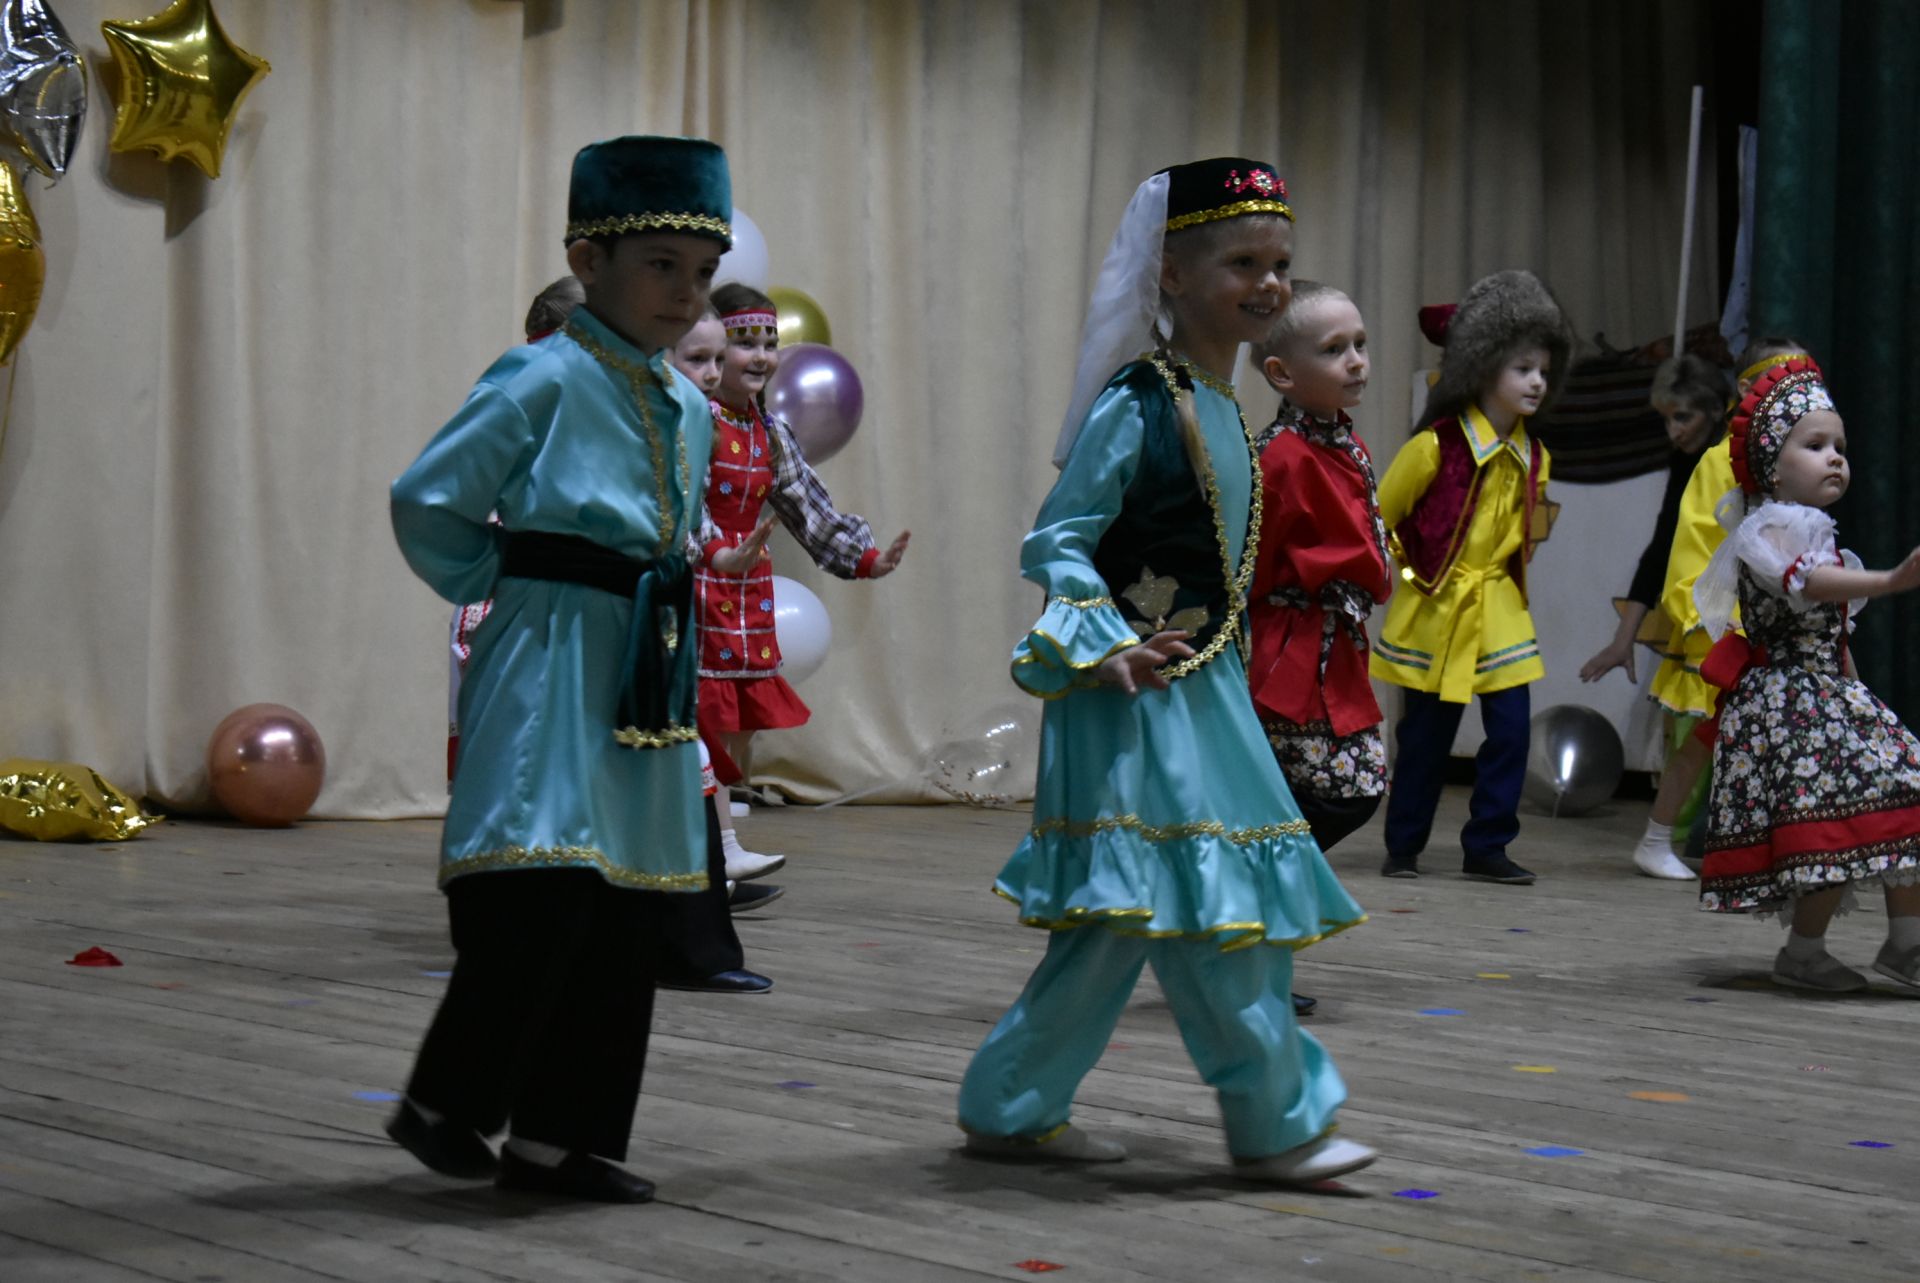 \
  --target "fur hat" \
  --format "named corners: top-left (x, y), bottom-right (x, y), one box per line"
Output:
top-left (1423, 270), bottom-right (1574, 428)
